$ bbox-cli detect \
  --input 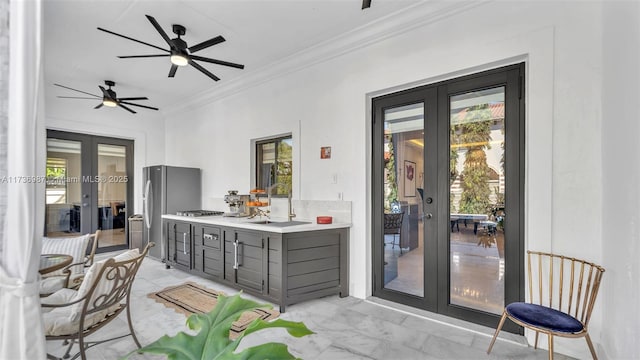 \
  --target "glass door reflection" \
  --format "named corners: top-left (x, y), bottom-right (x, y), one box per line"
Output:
top-left (383, 102), bottom-right (424, 297)
top-left (449, 87), bottom-right (505, 315)
top-left (97, 143), bottom-right (128, 248)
